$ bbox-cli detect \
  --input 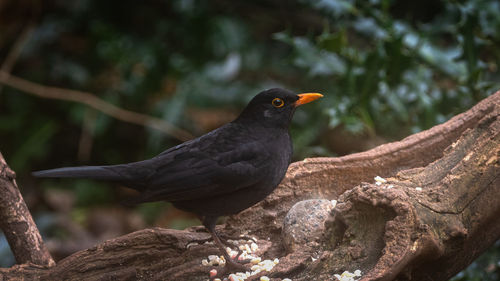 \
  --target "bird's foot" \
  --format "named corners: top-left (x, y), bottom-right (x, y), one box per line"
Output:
top-left (233, 248), bottom-right (254, 263)
top-left (225, 257), bottom-right (251, 271)
top-left (210, 258), bottom-right (251, 280)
